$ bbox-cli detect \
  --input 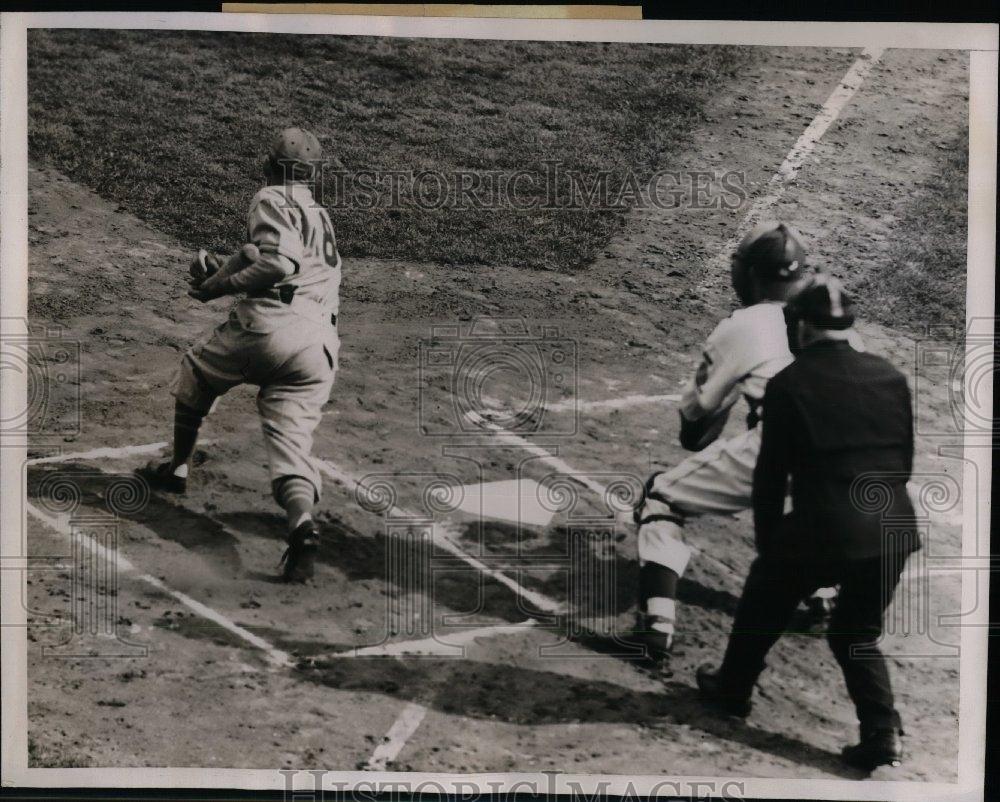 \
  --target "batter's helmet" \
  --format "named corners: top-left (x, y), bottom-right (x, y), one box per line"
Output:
top-left (730, 221), bottom-right (809, 305)
top-left (267, 127), bottom-right (323, 181)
